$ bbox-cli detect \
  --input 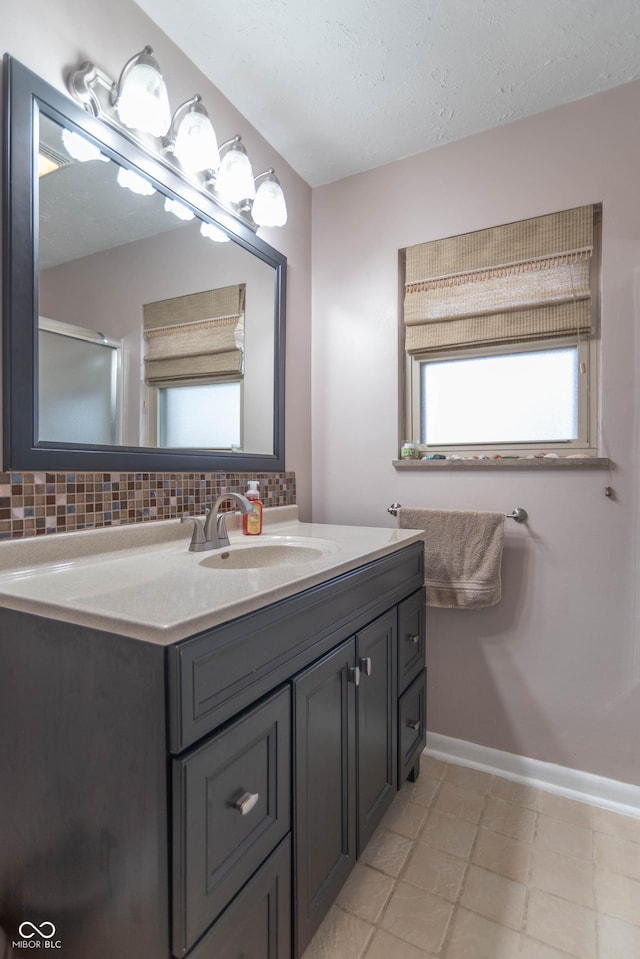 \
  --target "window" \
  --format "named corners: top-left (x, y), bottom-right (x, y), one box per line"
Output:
top-left (401, 205), bottom-right (600, 457)
top-left (155, 378), bottom-right (242, 449)
top-left (412, 339), bottom-right (595, 453)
